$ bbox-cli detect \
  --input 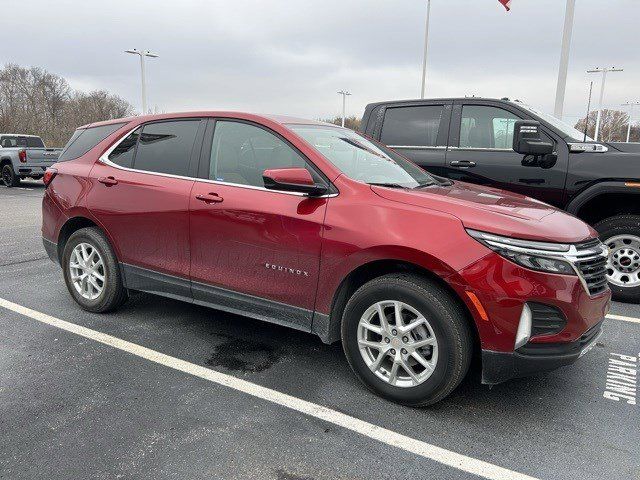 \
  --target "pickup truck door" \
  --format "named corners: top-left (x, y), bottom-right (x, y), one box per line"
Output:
top-left (444, 101), bottom-right (568, 207)
top-left (376, 102), bottom-right (452, 177)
